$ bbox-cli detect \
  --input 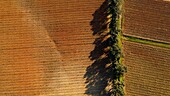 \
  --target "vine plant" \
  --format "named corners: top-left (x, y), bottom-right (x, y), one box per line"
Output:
top-left (106, 0), bottom-right (127, 95)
